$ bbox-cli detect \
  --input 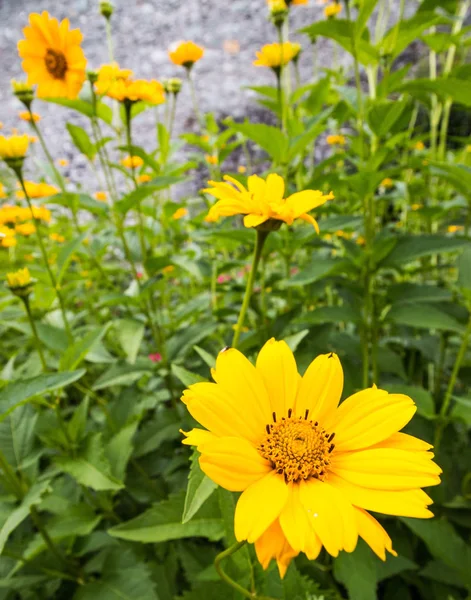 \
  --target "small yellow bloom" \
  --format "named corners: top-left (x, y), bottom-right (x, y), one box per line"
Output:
top-left (204, 173), bottom-right (333, 232)
top-left (291, 0), bottom-right (308, 4)
top-left (324, 2), bottom-right (342, 17)
top-left (29, 135), bottom-right (38, 143)
top-left (414, 141), bottom-right (425, 151)
top-left (336, 230), bottom-right (352, 239)
top-left (57, 158), bottom-right (69, 167)
top-left (24, 253), bottom-right (34, 262)
top-left (205, 154), bottom-right (218, 165)
top-left (411, 203), bottom-right (422, 211)
top-left (0, 226), bottom-right (17, 248)
top-left (99, 77), bottom-right (165, 105)
top-left (172, 207), bottom-right (188, 220)
top-left (0, 122), bottom-right (3, 129)
top-left (254, 42), bottom-right (301, 69)
top-left (169, 41), bottom-right (204, 68)
top-left (6, 267), bottom-right (32, 289)
top-left (19, 111), bottom-right (41, 122)
top-left (138, 174), bottom-right (152, 183)
top-left (94, 191), bottom-right (107, 202)
top-left (201, 135), bottom-right (210, 142)
top-left (16, 181), bottom-right (58, 199)
top-left (15, 222), bottom-right (36, 236)
top-left (18, 11), bottom-right (87, 99)
top-left (447, 225), bottom-right (463, 234)
top-left (50, 232), bottom-right (65, 243)
top-left (0, 183), bottom-right (6, 199)
top-left (181, 340), bottom-right (441, 577)
top-left (231, 324), bottom-right (249, 333)
top-left (1, 236), bottom-right (17, 248)
top-left (162, 265), bottom-right (175, 275)
top-left (121, 155), bottom-right (144, 169)
top-left (238, 165), bottom-right (247, 174)
top-left (380, 178), bottom-right (394, 189)
top-left (0, 134), bottom-right (29, 159)
top-left (326, 134), bottom-right (346, 146)
top-left (356, 235), bottom-right (366, 245)
top-left (466, 144), bottom-right (471, 153)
